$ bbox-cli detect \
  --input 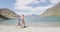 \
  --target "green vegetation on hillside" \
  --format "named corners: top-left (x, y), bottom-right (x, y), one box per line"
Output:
top-left (0, 8), bottom-right (18, 19)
